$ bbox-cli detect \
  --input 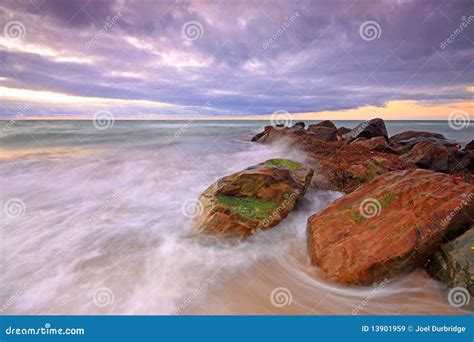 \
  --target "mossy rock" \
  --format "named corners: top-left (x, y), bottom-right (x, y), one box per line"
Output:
top-left (194, 159), bottom-right (313, 238)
